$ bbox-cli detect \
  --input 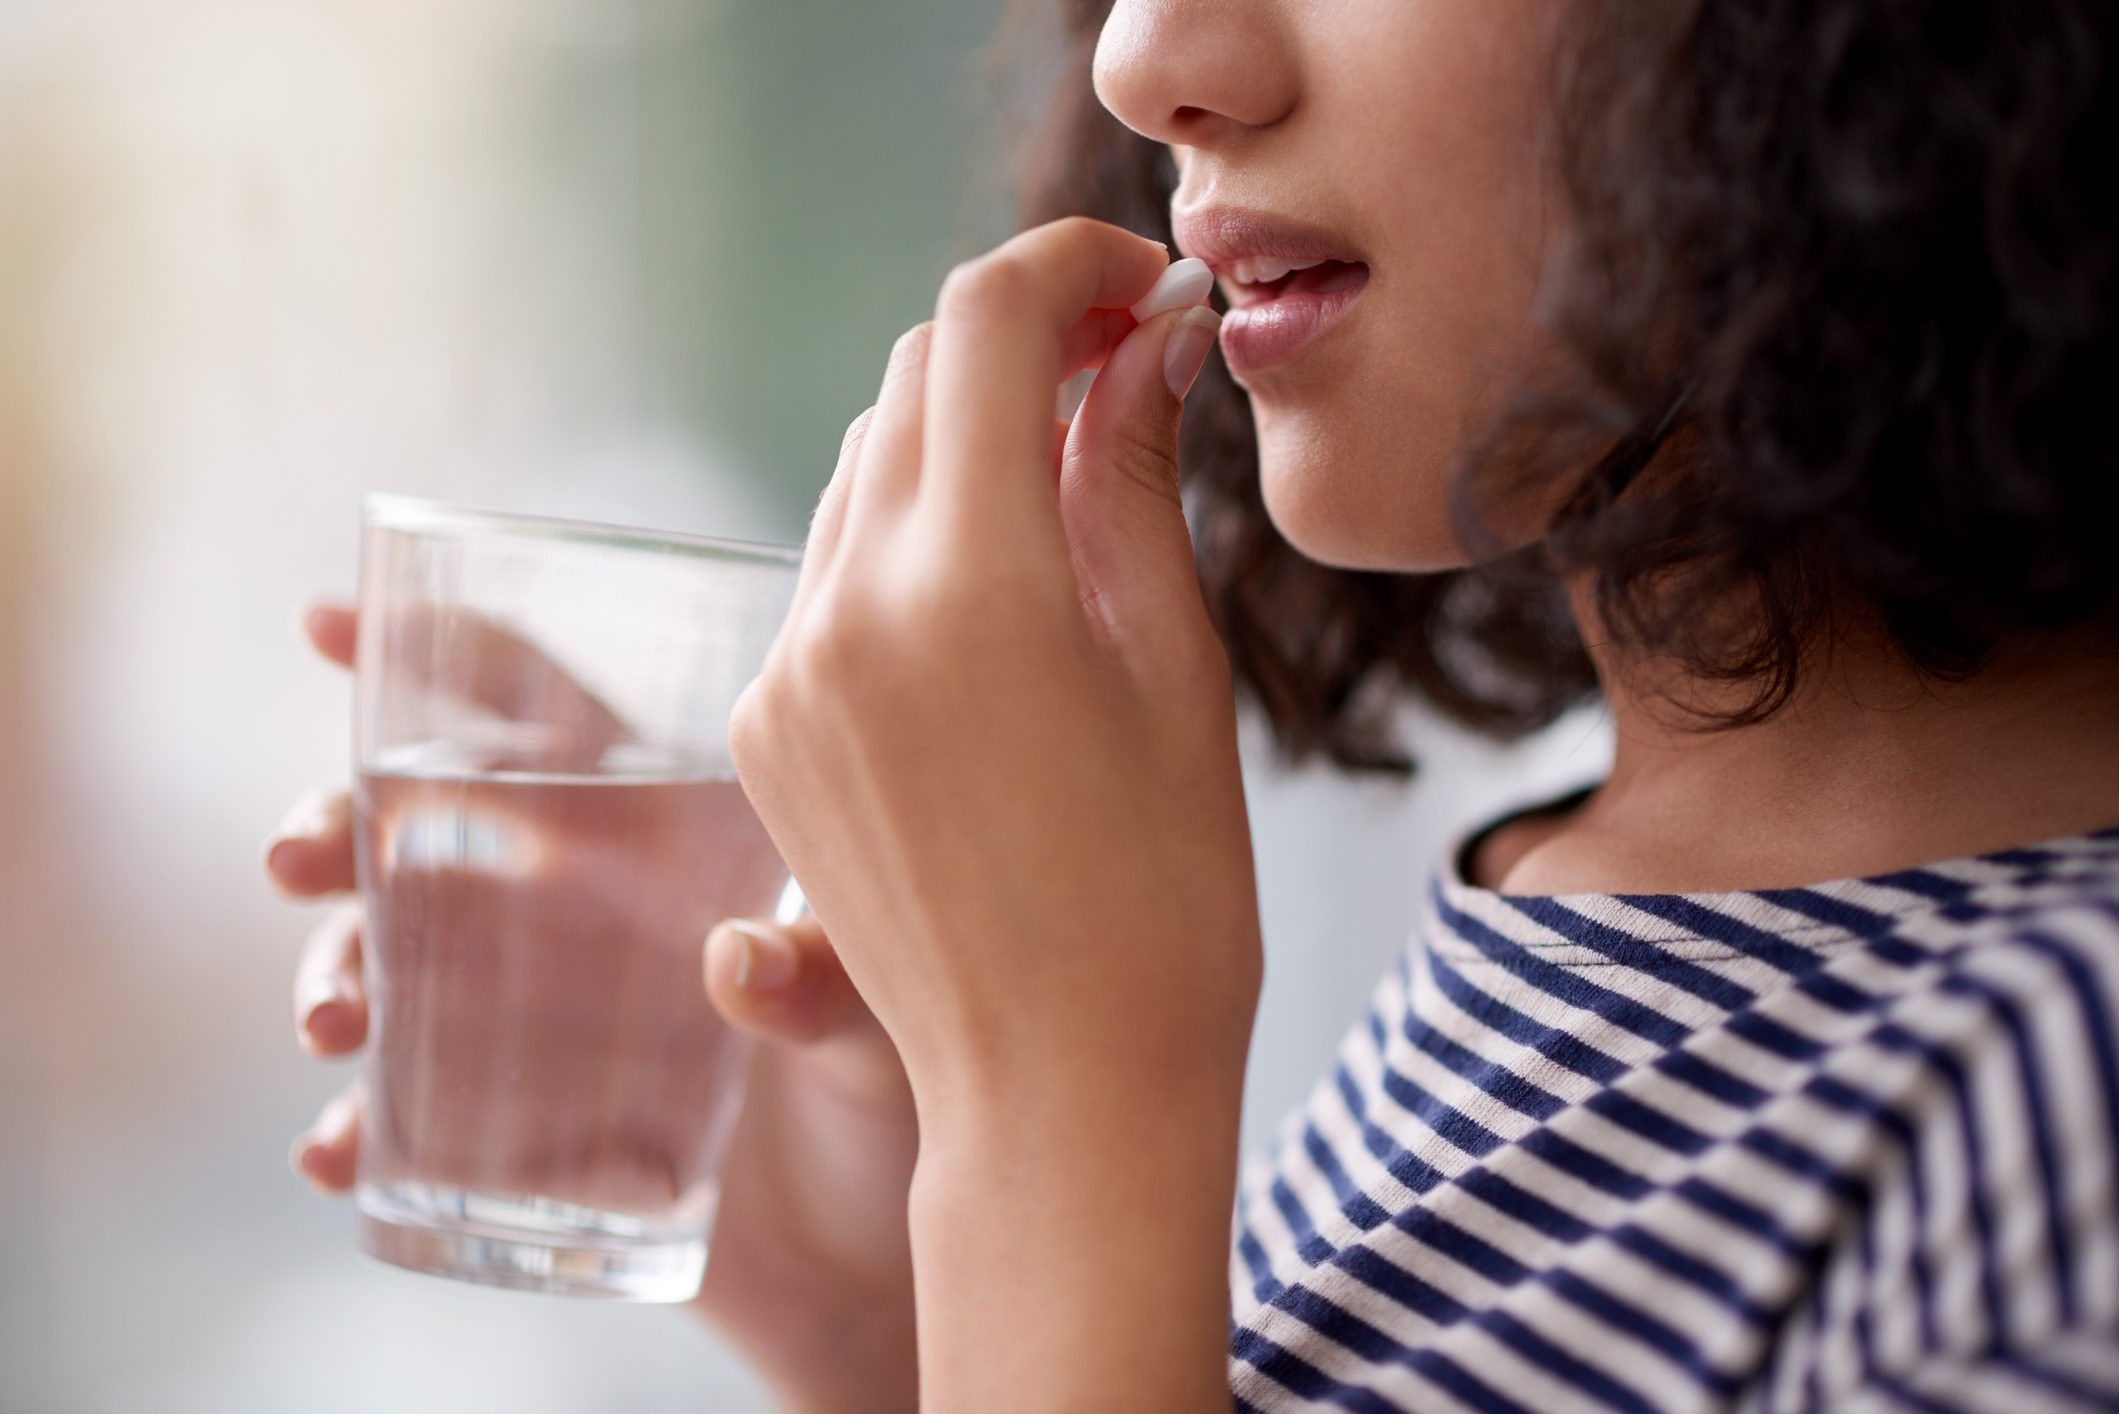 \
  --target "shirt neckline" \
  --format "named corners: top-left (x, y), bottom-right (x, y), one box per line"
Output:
top-left (1435, 782), bottom-right (2119, 950)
